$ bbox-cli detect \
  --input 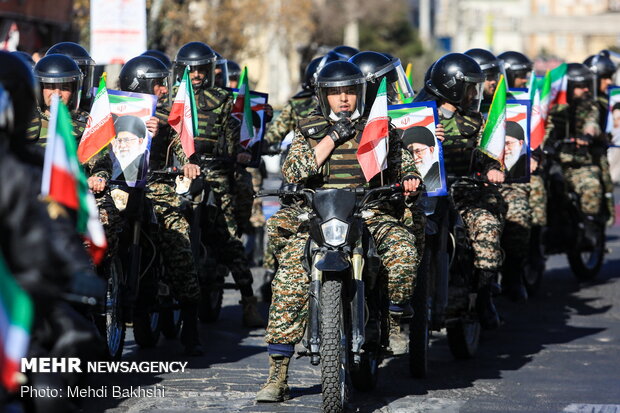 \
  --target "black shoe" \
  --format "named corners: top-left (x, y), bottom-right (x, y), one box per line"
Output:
top-left (180, 302), bottom-right (203, 356)
top-left (476, 286), bottom-right (500, 330)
